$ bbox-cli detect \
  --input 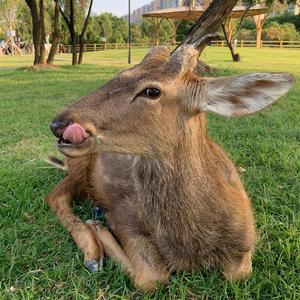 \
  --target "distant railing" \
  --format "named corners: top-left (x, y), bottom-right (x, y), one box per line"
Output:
top-left (61, 40), bottom-right (300, 53)
top-left (211, 40), bottom-right (300, 48)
